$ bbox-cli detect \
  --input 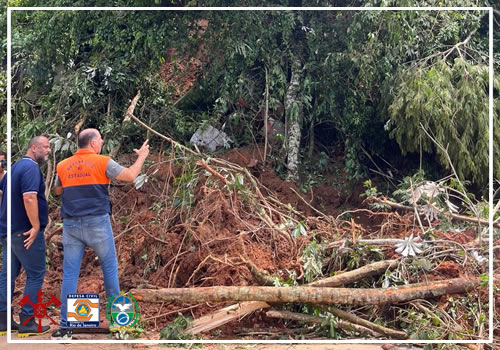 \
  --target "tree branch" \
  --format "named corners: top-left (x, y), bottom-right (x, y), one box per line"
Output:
top-left (369, 197), bottom-right (499, 229)
top-left (265, 309), bottom-right (386, 338)
top-left (308, 260), bottom-right (399, 287)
